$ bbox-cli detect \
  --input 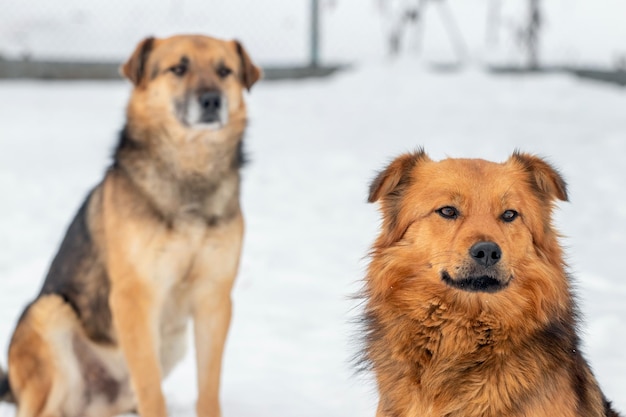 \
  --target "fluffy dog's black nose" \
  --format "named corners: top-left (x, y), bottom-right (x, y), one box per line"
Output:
top-left (469, 241), bottom-right (502, 267)
top-left (199, 91), bottom-right (221, 112)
